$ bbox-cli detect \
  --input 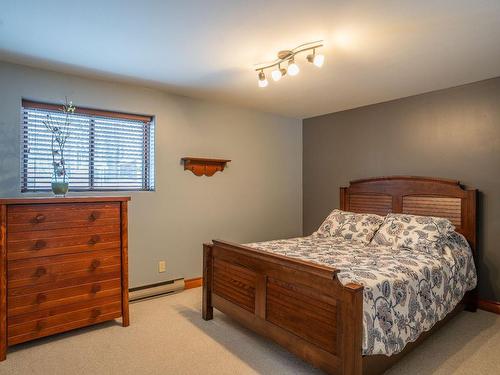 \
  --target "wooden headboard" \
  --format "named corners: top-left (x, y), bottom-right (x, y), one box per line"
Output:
top-left (340, 176), bottom-right (477, 252)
